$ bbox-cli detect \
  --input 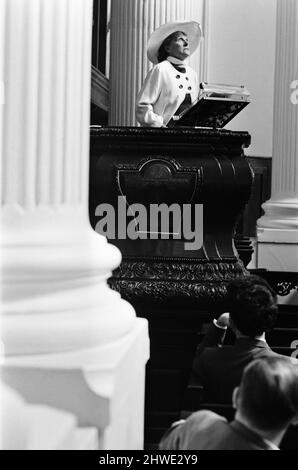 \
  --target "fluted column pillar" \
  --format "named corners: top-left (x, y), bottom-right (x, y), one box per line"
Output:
top-left (257, 0), bottom-right (298, 271)
top-left (1, 0), bottom-right (149, 449)
top-left (109, 0), bottom-right (207, 126)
